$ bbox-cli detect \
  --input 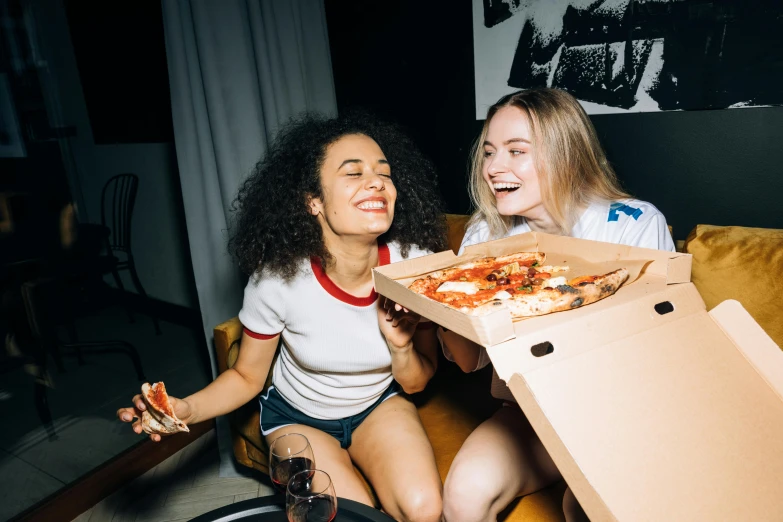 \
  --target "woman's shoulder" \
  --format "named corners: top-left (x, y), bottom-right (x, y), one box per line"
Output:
top-left (244, 259), bottom-right (312, 293)
top-left (386, 241), bottom-right (435, 262)
top-left (586, 198), bottom-right (667, 224)
top-left (459, 215), bottom-right (528, 254)
top-left (460, 216), bottom-right (491, 251)
top-left (584, 198), bottom-right (673, 251)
